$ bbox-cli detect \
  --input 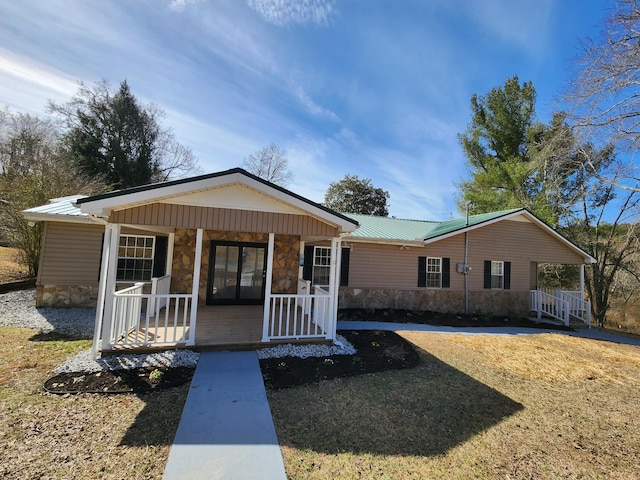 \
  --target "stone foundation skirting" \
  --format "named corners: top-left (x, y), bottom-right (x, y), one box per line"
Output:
top-left (338, 288), bottom-right (530, 317)
top-left (36, 284), bottom-right (99, 308)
